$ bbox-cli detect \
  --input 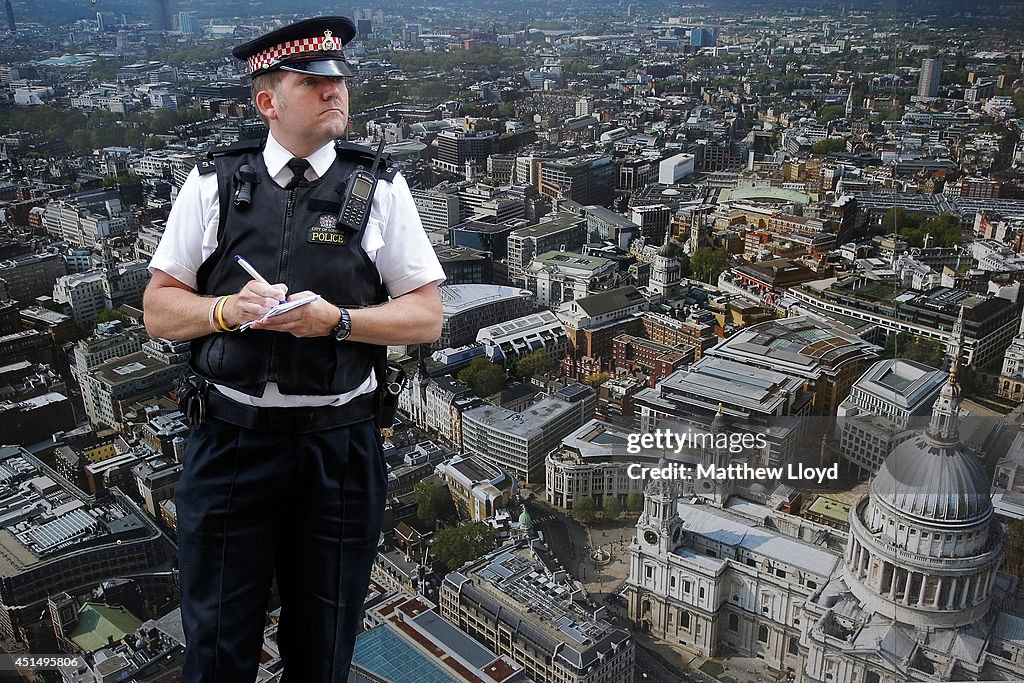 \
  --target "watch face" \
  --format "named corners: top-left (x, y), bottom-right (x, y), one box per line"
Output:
top-left (644, 529), bottom-right (658, 545)
top-left (333, 308), bottom-right (351, 340)
top-left (700, 479), bottom-right (715, 493)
